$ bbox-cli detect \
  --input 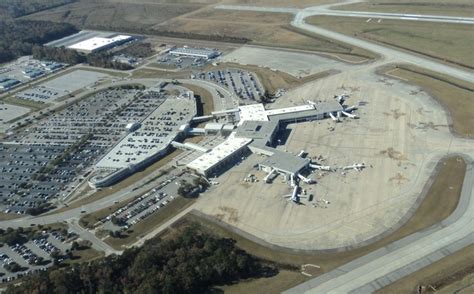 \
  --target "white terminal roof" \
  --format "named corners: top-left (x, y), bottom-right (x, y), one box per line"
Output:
top-left (237, 104), bottom-right (268, 125)
top-left (186, 136), bottom-right (252, 174)
top-left (265, 104), bottom-right (314, 116)
top-left (68, 35), bottom-right (131, 52)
